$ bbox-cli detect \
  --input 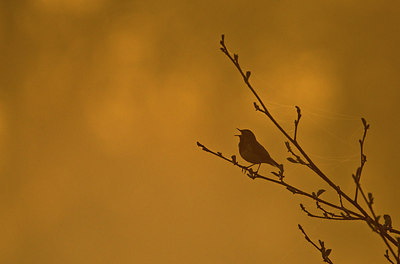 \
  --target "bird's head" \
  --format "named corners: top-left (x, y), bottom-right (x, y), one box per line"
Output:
top-left (235, 128), bottom-right (256, 142)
